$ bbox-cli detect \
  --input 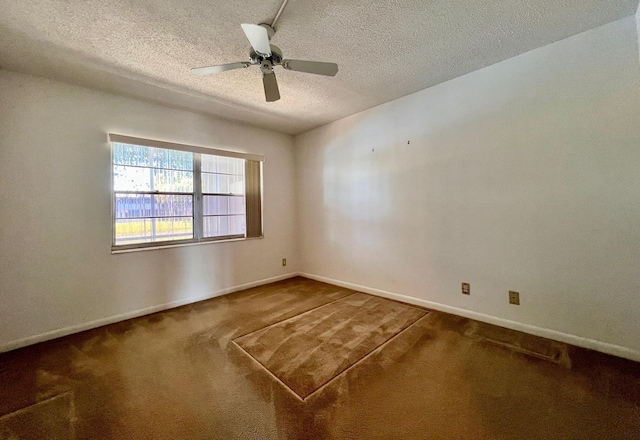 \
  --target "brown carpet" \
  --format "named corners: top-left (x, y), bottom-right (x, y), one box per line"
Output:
top-left (1, 277), bottom-right (640, 439)
top-left (234, 292), bottom-right (427, 399)
top-left (0, 392), bottom-right (75, 440)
